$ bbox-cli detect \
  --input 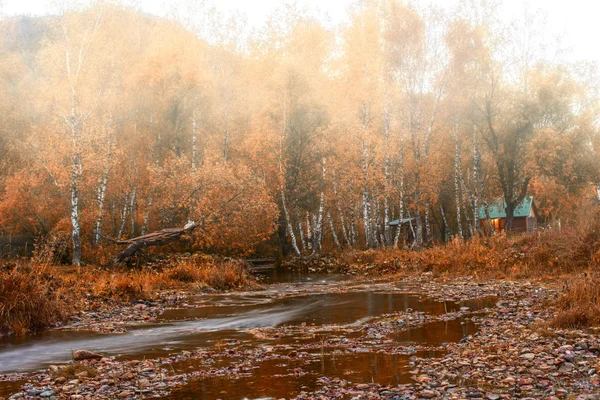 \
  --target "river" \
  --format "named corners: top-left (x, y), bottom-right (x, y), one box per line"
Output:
top-left (0, 271), bottom-right (495, 399)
